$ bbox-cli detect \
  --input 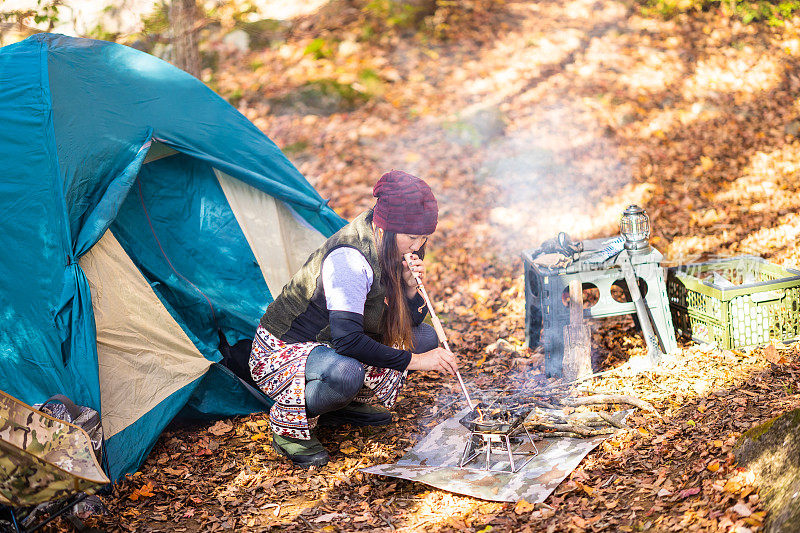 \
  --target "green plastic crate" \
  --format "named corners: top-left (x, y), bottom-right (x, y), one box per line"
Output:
top-left (666, 256), bottom-right (800, 349)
